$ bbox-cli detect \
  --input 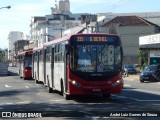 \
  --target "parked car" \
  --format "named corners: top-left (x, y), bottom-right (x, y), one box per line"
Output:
top-left (123, 64), bottom-right (137, 75)
top-left (140, 65), bottom-right (160, 82)
top-left (133, 64), bottom-right (141, 73)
